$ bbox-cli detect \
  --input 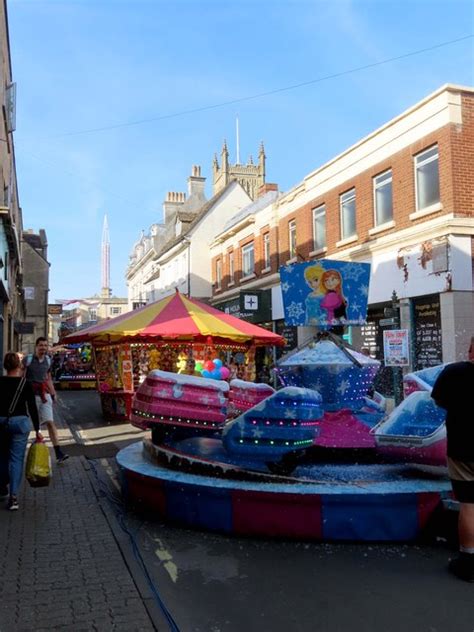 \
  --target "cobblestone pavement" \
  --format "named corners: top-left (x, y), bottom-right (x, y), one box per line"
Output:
top-left (0, 454), bottom-right (156, 631)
